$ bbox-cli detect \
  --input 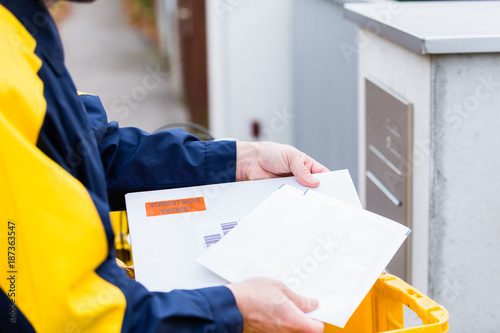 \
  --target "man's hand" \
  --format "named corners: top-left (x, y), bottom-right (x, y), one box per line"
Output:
top-left (236, 142), bottom-right (329, 187)
top-left (227, 278), bottom-right (325, 333)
